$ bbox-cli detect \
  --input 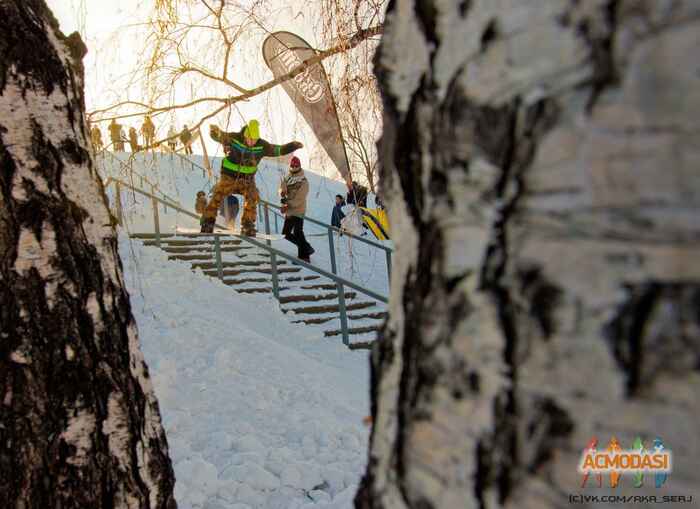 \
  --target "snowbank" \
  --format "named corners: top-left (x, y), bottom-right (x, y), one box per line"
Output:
top-left (120, 233), bottom-right (371, 508)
